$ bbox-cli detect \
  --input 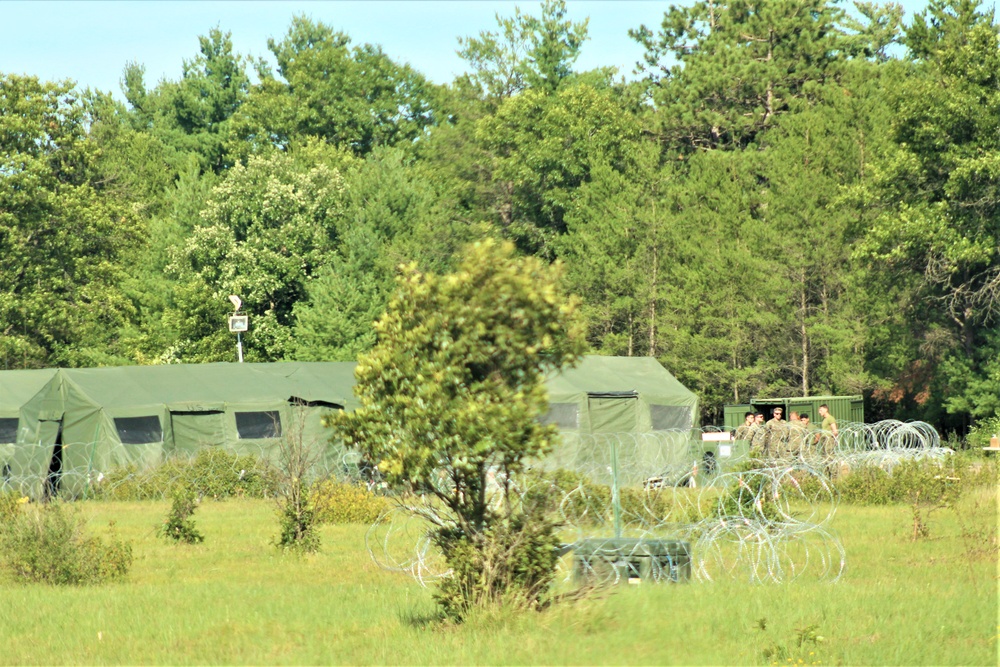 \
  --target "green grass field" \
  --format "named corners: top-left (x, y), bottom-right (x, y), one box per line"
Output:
top-left (1, 488), bottom-right (996, 665)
